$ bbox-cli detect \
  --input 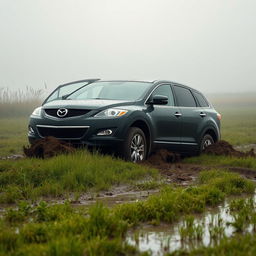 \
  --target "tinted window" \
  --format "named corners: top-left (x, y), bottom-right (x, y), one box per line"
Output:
top-left (151, 84), bottom-right (174, 106)
top-left (173, 86), bottom-right (196, 107)
top-left (193, 91), bottom-right (209, 107)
